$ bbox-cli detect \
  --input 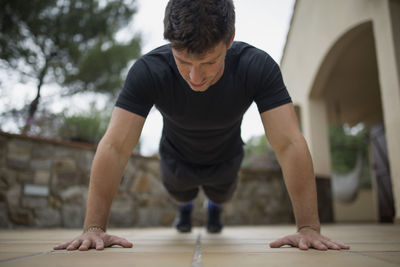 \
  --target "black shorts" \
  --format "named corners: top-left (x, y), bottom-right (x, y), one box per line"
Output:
top-left (160, 151), bottom-right (244, 204)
